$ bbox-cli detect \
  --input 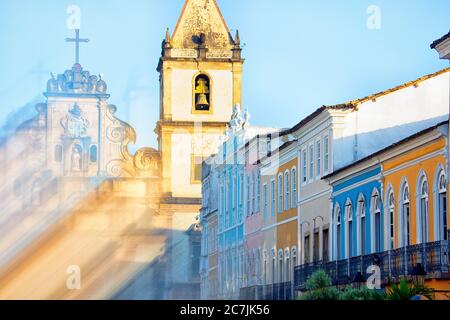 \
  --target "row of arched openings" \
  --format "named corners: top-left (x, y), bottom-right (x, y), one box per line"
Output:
top-left (334, 168), bottom-right (447, 260)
